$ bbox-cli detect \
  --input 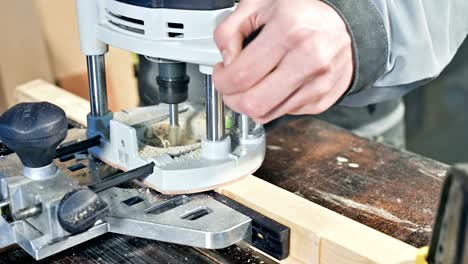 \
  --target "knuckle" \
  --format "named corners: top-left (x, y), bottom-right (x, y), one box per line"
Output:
top-left (312, 100), bottom-right (331, 114)
top-left (312, 76), bottom-right (334, 96)
top-left (315, 84), bottom-right (331, 97)
top-left (254, 117), bottom-right (268, 125)
top-left (286, 28), bottom-right (313, 49)
top-left (294, 99), bottom-right (330, 115)
top-left (290, 74), bottom-right (308, 90)
top-left (215, 67), bottom-right (256, 95)
top-left (314, 50), bottom-right (332, 73)
top-left (214, 24), bottom-right (229, 49)
top-left (256, 103), bottom-right (271, 117)
top-left (241, 98), bottom-right (261, 118)
top-left (213, 71), bottom-right (227, 92)
top-left (319, 62), bottom-right (333, 76)
top-left (232, 70), bottom-right (251, 90)
top-left (301, 44), bottom-right (317, 60)
top-left (290, 105), bottom-right (306, 116)
top-left (295, 38), bottom-right (333, 76)
top-left (248, 93), bottom-right (272, 117)
top-left (213, 26), bottom-right (223, 43)
top-left (306, 38), bottom-right (330, 63)
top-left (223, 96), bottom-right (240, 113)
